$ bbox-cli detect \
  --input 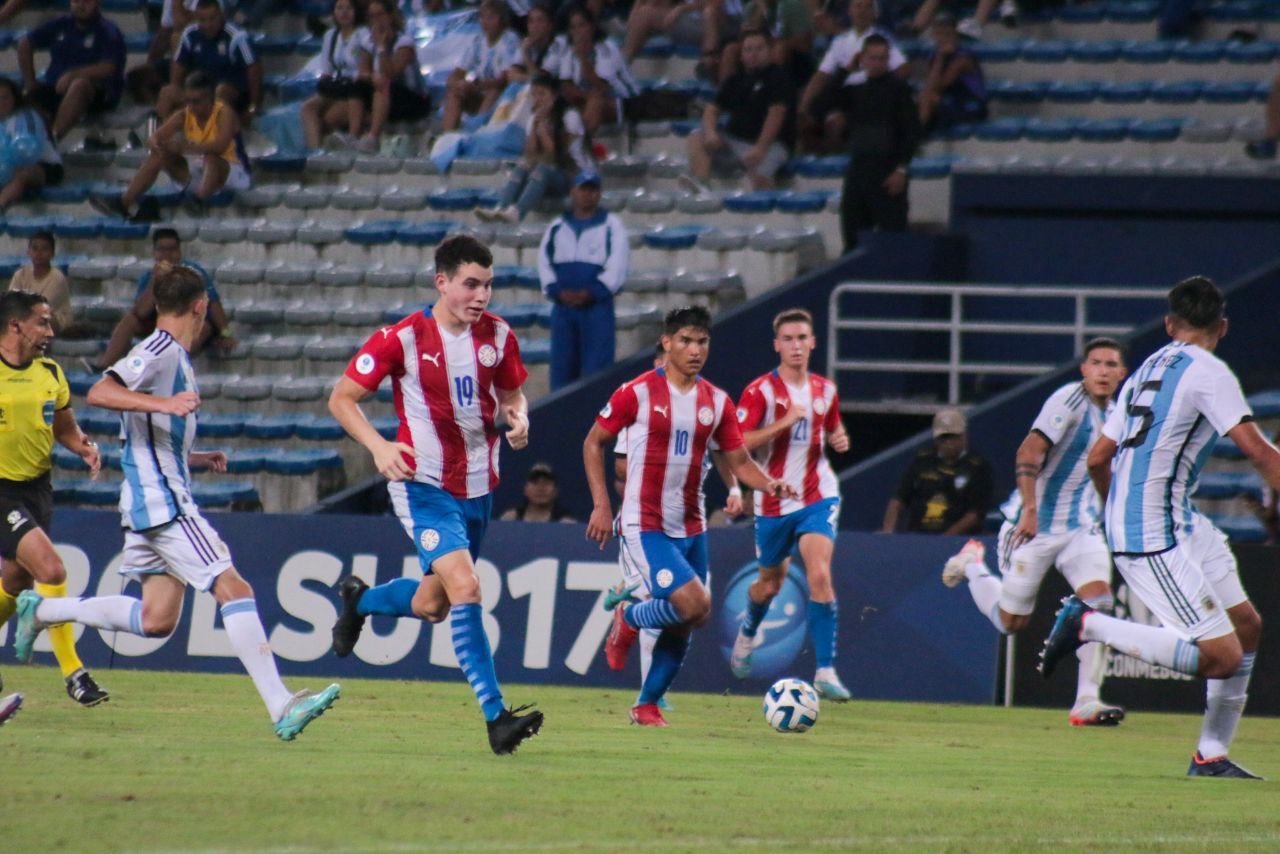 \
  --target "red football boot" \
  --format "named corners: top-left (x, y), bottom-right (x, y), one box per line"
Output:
top-left (605, 605), bottom-right (639, 670)
top-left (629, 702), bottom-right (669, 727)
